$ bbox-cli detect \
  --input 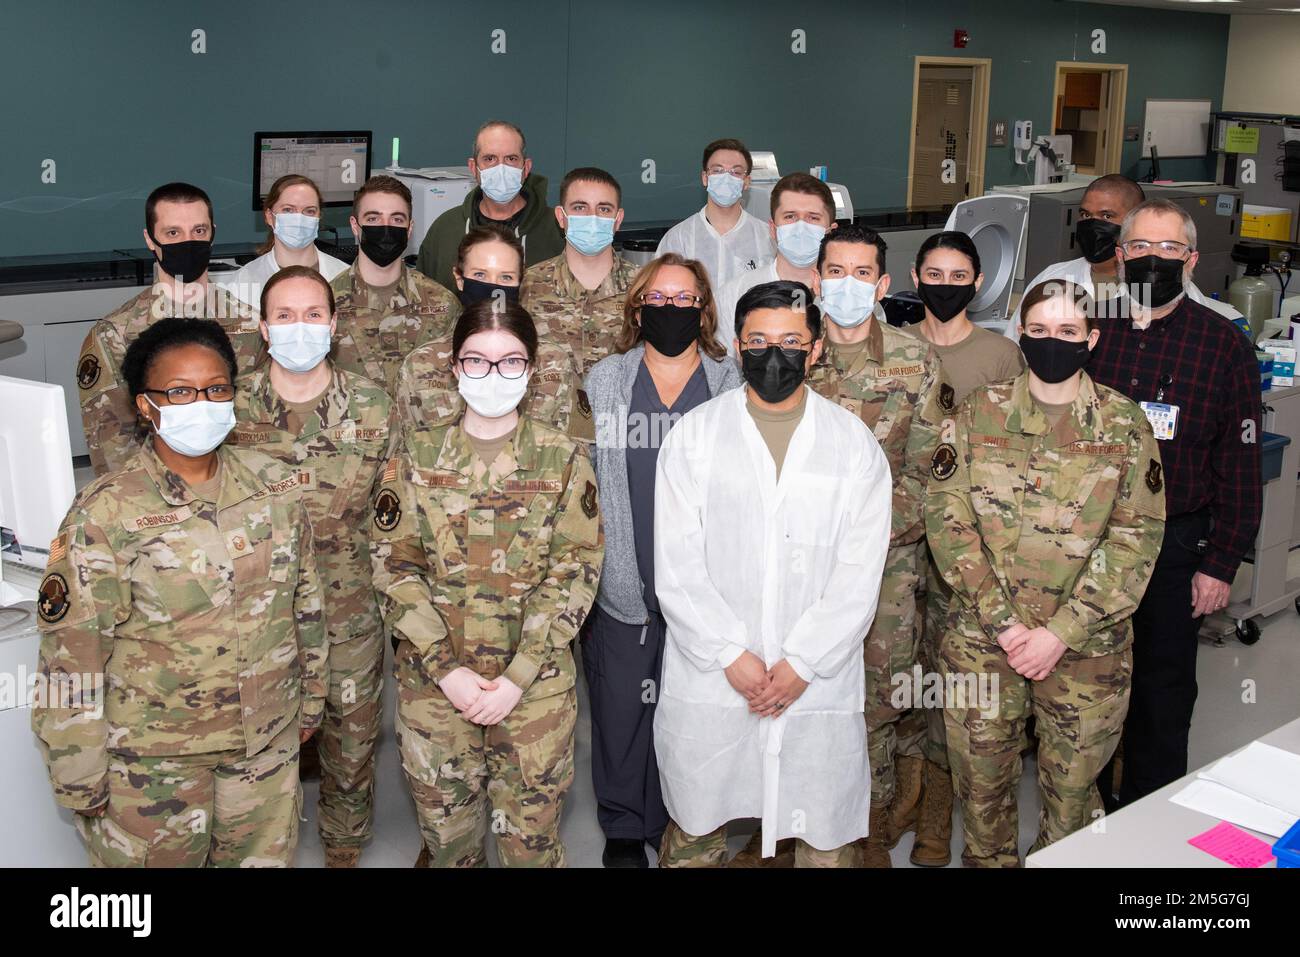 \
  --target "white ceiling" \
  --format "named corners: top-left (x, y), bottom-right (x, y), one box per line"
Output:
top-left (1074, 0), bottom-right (1300, 12)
